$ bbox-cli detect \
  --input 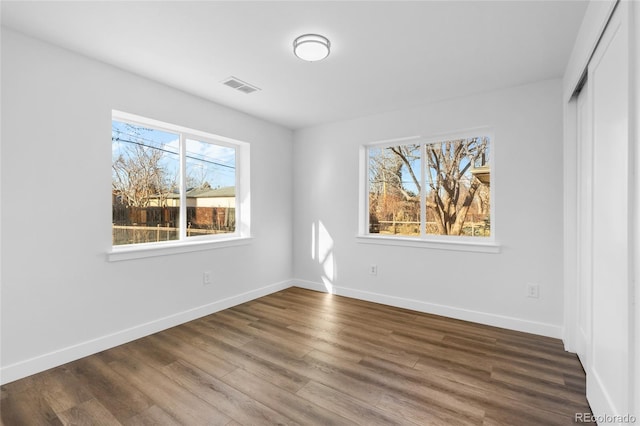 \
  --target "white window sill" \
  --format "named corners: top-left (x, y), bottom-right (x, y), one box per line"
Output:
top-left (356, 235), bottom-right (501, 253)
top-left (108, 236), bottom-right (253, 262)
